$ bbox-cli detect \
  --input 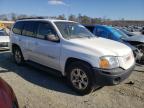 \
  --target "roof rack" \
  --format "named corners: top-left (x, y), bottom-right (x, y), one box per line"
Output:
top-left (17, 17), bottom-right (45, 20)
